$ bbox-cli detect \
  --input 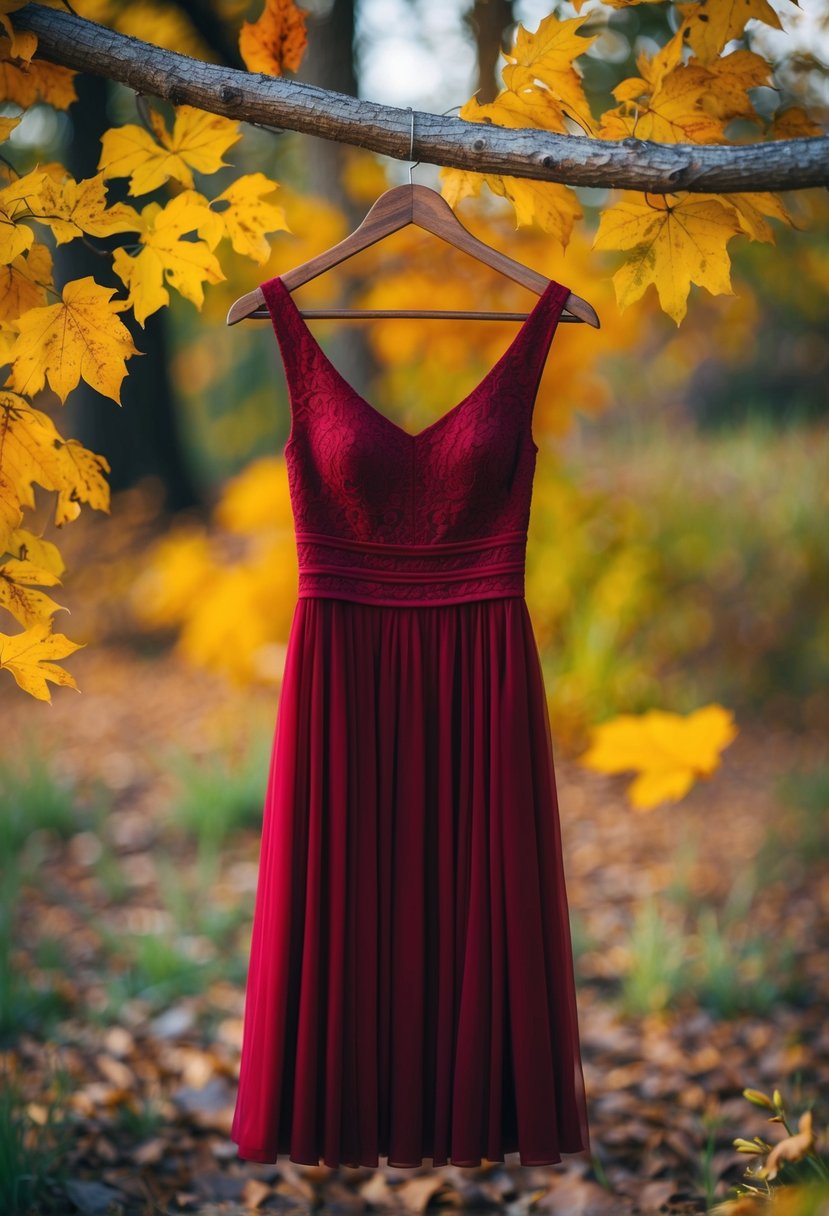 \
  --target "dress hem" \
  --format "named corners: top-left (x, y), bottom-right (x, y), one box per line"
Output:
top-left (233, 1142), bottom-right (591, 1169)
